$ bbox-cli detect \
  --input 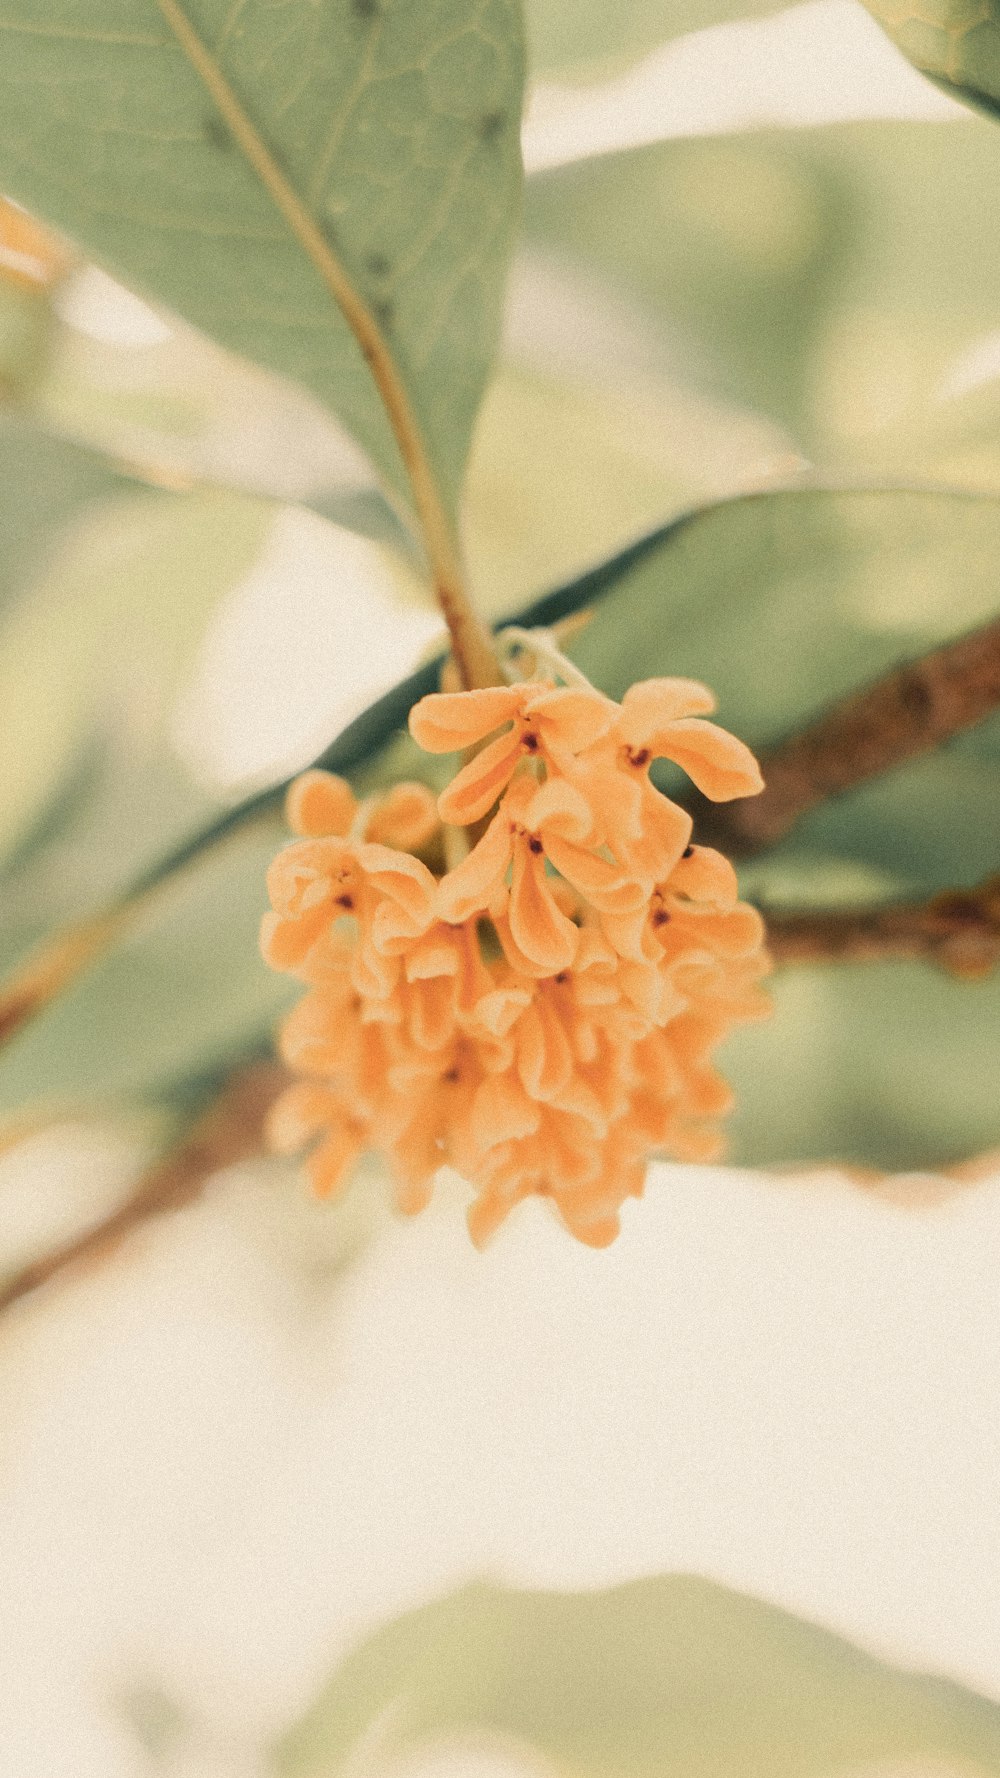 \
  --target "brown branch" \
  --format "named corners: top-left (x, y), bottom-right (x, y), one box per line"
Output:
top-left (0, 1060), bottom-right (288, 1317)
top-left (766, 874), bottom-right (1000, 976)
top-left (692, 613), bottom-right (1000, 856)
